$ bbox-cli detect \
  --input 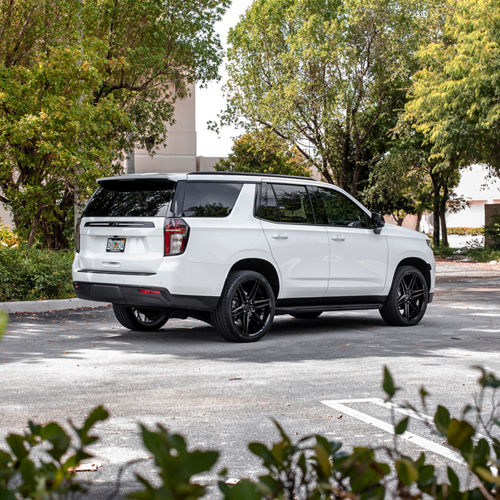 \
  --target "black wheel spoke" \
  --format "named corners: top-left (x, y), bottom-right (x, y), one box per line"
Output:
top-left (242, 312), bottom-right (250, 334)
top-left (250, 311), bottom-right (264, 327)
top-left (404, 301), bottom-right (410, 319)
top-left (232, 304), bottom-right (244, 315)
top-left (254, 299), bottom-right (270, 309)
top-left (249, 280), bottom-right (260, 301)
top-left (411, 289), bottom-right (425, 299)
top-left (407, 274), bottom-right (417, 292)
top-left (237, 287), bottom-right (246, 304)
